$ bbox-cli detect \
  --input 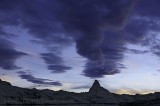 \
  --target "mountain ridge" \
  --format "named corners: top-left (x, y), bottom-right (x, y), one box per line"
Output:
top-left (0, 79), bottom-right (160, 105)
